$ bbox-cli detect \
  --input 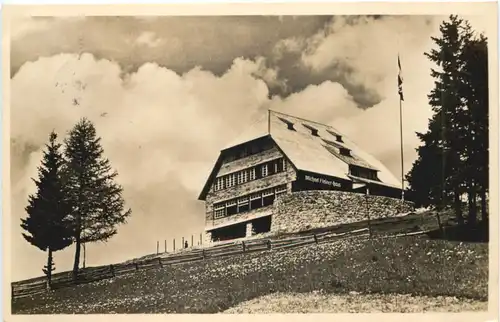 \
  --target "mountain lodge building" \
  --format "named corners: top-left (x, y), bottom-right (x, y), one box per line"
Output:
top-left (198, 110), bottom-right (403, 242)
